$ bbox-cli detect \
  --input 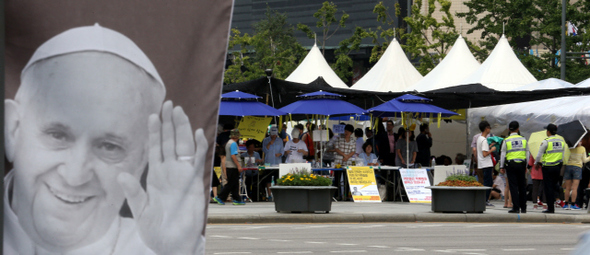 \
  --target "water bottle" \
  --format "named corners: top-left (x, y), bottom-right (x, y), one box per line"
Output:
top-left (271, 176), bottom-right (275, 186)
top-left (431, 158), bottom-right (436, 168)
